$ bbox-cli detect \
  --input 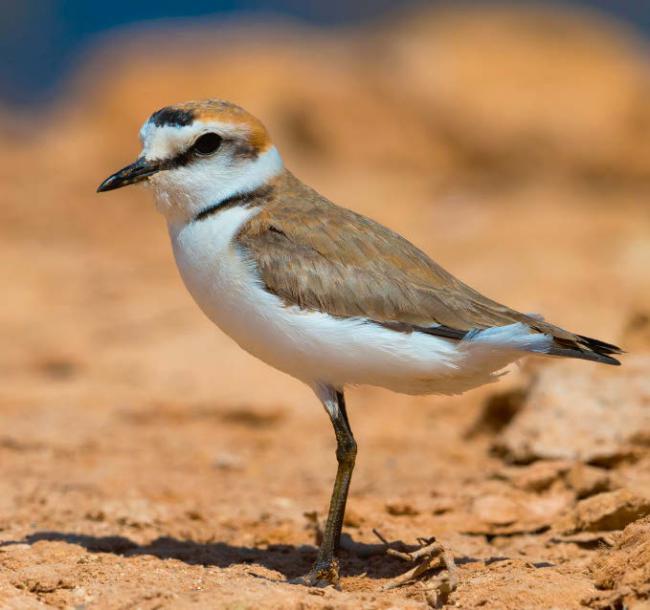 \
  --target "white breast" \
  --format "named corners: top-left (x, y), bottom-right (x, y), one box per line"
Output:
top-left (168, 206), bottom-right (545, 396)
